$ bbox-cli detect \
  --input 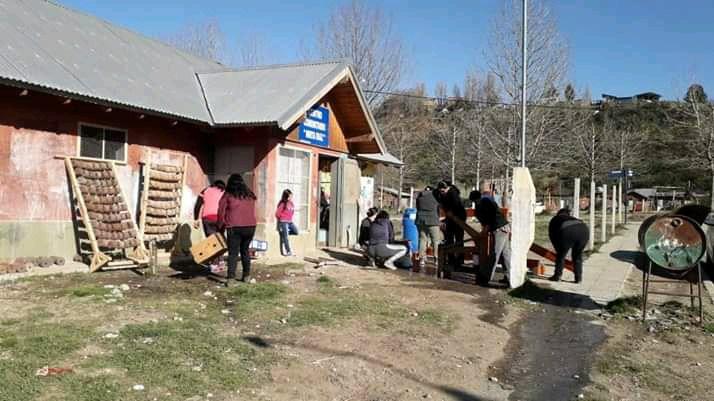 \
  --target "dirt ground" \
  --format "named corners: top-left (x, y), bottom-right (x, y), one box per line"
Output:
top-left (583, 260), bottom-right (714, 401)
top-left (0, 260), bottom-right (521, 401)
top-left (2, 249), bottom-right (714, 401)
